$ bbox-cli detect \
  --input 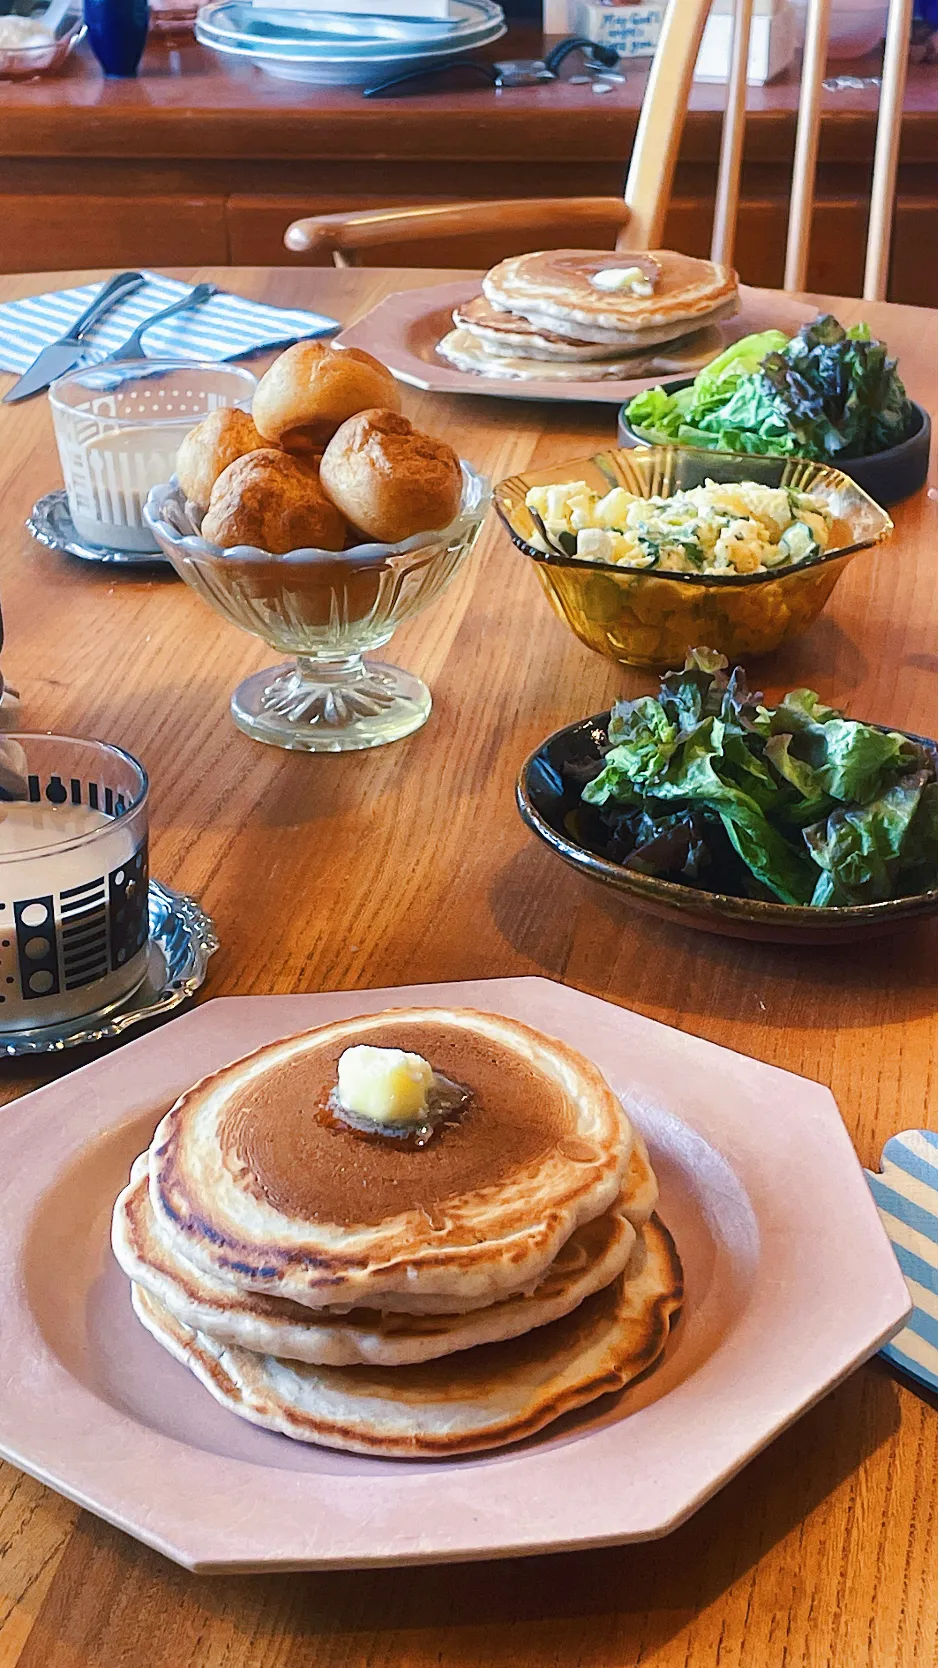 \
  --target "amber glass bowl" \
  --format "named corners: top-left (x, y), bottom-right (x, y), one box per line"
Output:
top-left (494, 446), bottom-right (894, 669)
